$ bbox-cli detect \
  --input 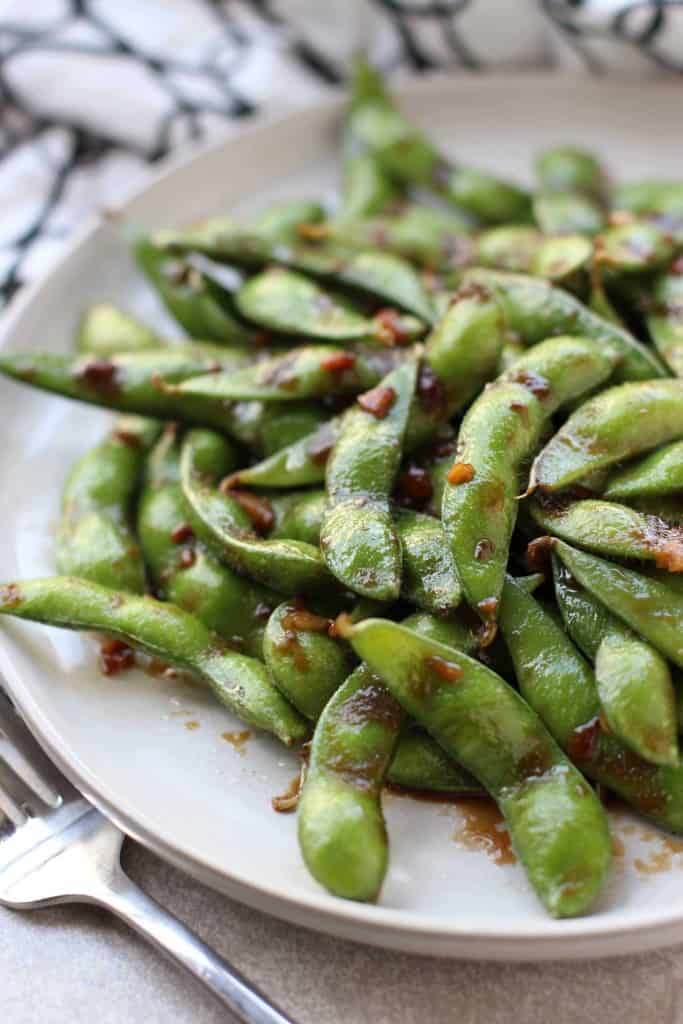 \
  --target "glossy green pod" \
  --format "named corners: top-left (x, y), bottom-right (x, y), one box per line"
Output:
top-left (263, 601), bottom-right (355, 720)
top-left (531, 380), bottom-right (683, 492)
top-left (443, 335), bottom-right (617, 626)
top-left (0, 577), bottom-right (307, 746)
top-left (298, 663), bottom-right (402, 901)
top-left (344, 617), bottom-right (611, 918)
top-left (394, 508), bottom-right (461, 614)
top-left (476, 226), bottom-right (543, 272)
top-left (647, 268), bottom-right (683, 377)
top-left (248, 199), bottom-right (326, 242)
top-left (552, 556), bottom-right (678, 767)
top-left (174, 344), bottom-right (404, 402)
top-left (532, 193), bottom-right (605, 236)
top-left (234, 267), bottom-right (425, 341)
top-left (604, 439), bottom-right (683, 499)
top-left (335, 152), bottom-right (400, 223)
top-left (596, 221), bottom-right (678, 276)
top-left (530, 496), bottom-right (683, 571)
top-left (529, 235), bottom-right (593, 288)
top-left (464, 268), bottom-right (667, 382)
top-left (76, 304), bottom-right (161, 356)
top-left (134, 236), bottom-right (252, 344)
top-left (320, 358), bottom-right (417, 599)
top-left (57, 416), bottom-right (161, 592)
top-left (552, 540), bottom-right (683, 668)
top-left (180, 429), bottom-right (334, 594)
top-left (535, 146), bottom-right (607, 201)
top-left (137, 430), bottom-right (276, 657)
top-left (345, 58), bottom-right (530, 225)
top-left (613, 181), bottom-right (683, 217)
top-left (499, 575), bottom-right (683, 831)
top-left (323, 203), bottom-right (473, 268)
top-left (228, 416), bottom-right (342, 490)
top-left (386, 728), bottom-right (483, 794)
top-left (270, 489), bottom-right (326, 546)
